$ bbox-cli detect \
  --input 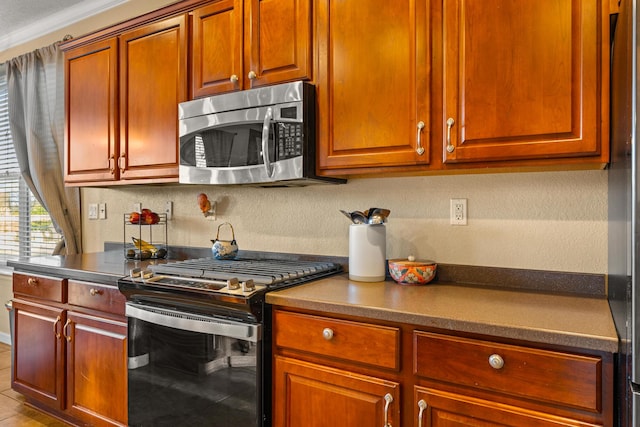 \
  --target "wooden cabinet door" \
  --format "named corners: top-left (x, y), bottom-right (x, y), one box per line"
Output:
top-left (192, 0), bottom-right (244, 97)
top-left (316, 0), bottom-right (430, 173)
top-left (244, 0), bottom-right (311, 89)
top-left (415, 387), bottom-right (596, 427)
top-left (192, 0), bottom-right (311, 98)
top-left (273, 356), bottom-right (399, 427)
top-left (119, 15), bottom-right (187, 181)
top-left (11, 300), bottom-right (65, 410)
top-left (441, 0), bottom-right (606, 164)
top-left (65, 311), bottom-right (127, 426)
top-left (64, 38), bottom-right (119, 184)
